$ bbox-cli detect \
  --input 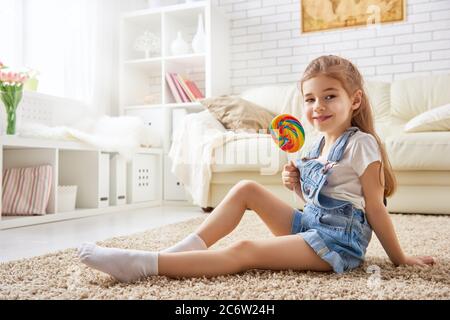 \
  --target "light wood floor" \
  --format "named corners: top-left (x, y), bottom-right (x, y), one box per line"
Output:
top-left (0, 206), bottom-right (205, 263)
